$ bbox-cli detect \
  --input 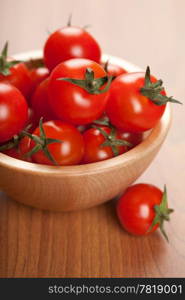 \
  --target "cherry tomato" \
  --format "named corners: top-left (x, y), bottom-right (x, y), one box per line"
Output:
top-left (44, 26), bottom-right (101, 71)
top-left (48, 58), bottom-right (109, 125)
top-left (0, 62), bottom-right (32, 98)
top-left (29, 67), bottom-right (49, 96)
top-left (106, 72), bottom-right (166, 132)
top-left (0, 83), bottom-right (28, 143)
top-left (118, 131), bottom-right (143, 149)
top-left (92, 114), bottom-right (142, 149)
top-left (3, 136), bottom-right (32, 162)
top-left (29, 120), bottom-right (84, 166)
top-left (25, 108), bottom-right (38, 133)
top-left (82, 126), bottom-right (127, 163)
top-left (19, 136), bottom-right (32, 161)
top-left (116, 184), bottom-right (173, 239)
top-left (3, 148), bottom-right (22, 160)
top-left (31, 78), bottom-right (57, 122)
